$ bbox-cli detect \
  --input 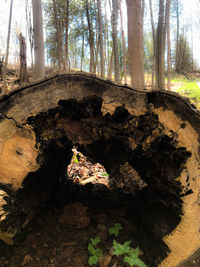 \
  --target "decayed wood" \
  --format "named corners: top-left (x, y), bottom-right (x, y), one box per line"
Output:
top-left (0, 73), bottom-right (199, 267)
